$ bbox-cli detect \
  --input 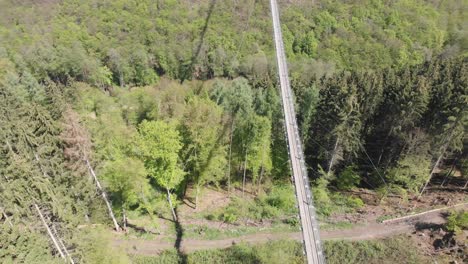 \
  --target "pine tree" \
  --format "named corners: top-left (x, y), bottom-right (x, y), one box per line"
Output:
top-left (419, 58), bottom-right (467, 195)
